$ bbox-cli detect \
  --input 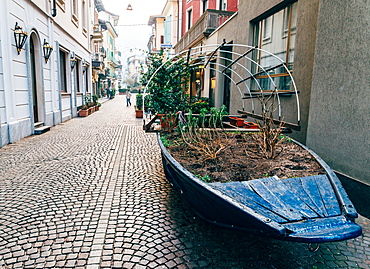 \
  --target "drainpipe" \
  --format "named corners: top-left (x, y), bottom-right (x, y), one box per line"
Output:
top-left (52, 0), bottom-right (57, 17)
top-left (177, 0), bottom-right (180, 42)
